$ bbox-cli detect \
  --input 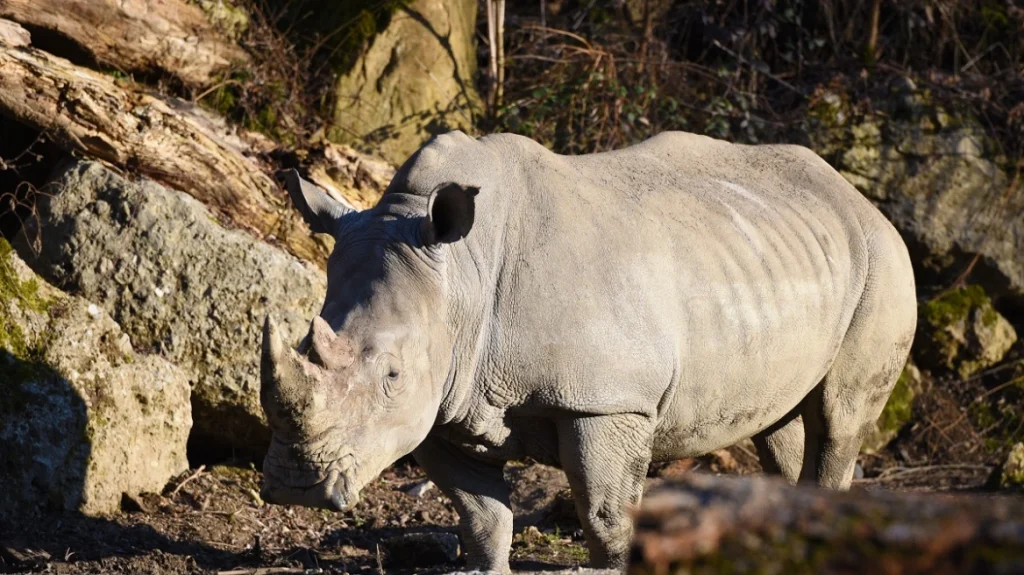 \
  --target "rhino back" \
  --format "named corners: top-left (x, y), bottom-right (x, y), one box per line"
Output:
top-left (397, 132), bottom-right (889, 455)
